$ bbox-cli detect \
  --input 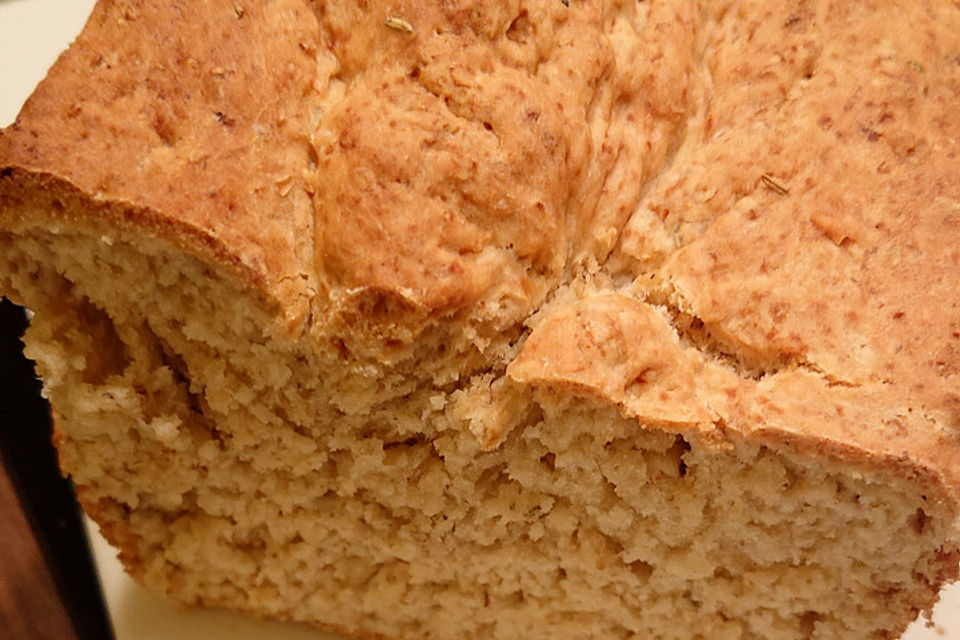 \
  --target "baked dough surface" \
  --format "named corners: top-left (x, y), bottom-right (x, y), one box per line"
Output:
top-left (1, 1), bottom-right (959, 639)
